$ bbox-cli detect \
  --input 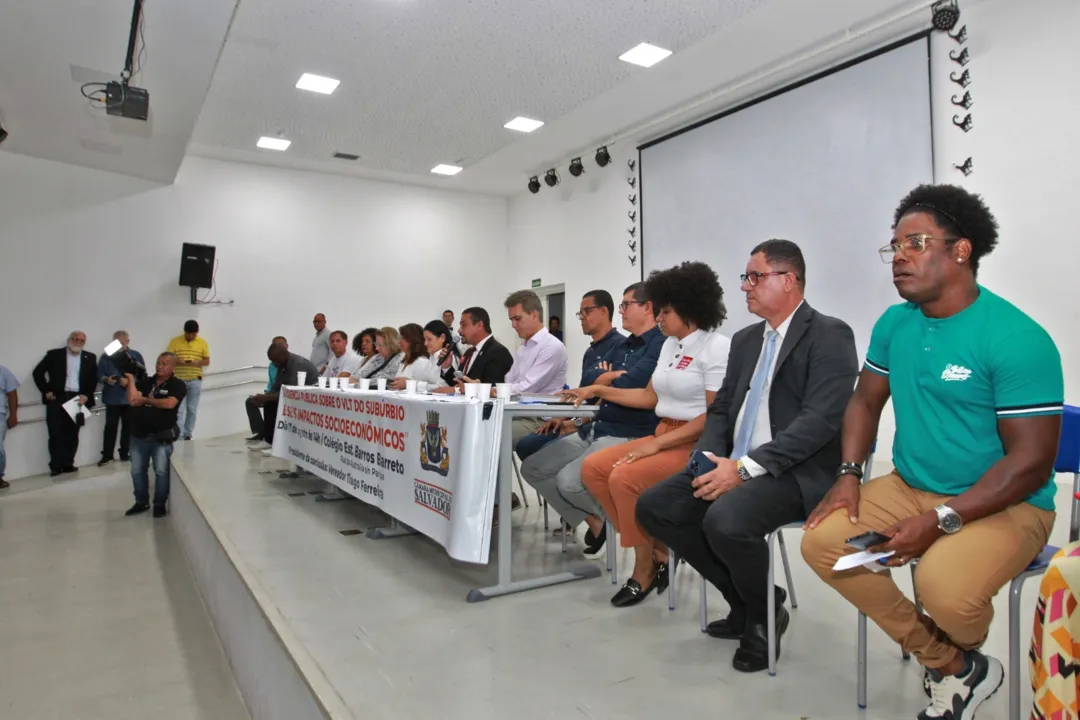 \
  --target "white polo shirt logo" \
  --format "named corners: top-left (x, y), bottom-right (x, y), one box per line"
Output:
top-left (941, 364), bottom-right (972, 382)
